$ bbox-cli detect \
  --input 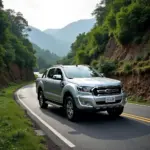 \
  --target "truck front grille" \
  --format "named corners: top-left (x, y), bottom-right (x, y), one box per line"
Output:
top-left (92, 86), bottom-right (121, 96)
